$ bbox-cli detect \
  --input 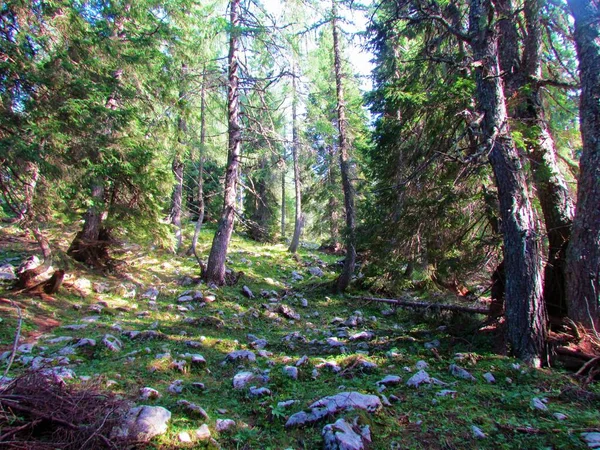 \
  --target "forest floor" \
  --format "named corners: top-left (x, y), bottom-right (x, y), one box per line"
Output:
top-left (0, 223), bottom-right (599, 449)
